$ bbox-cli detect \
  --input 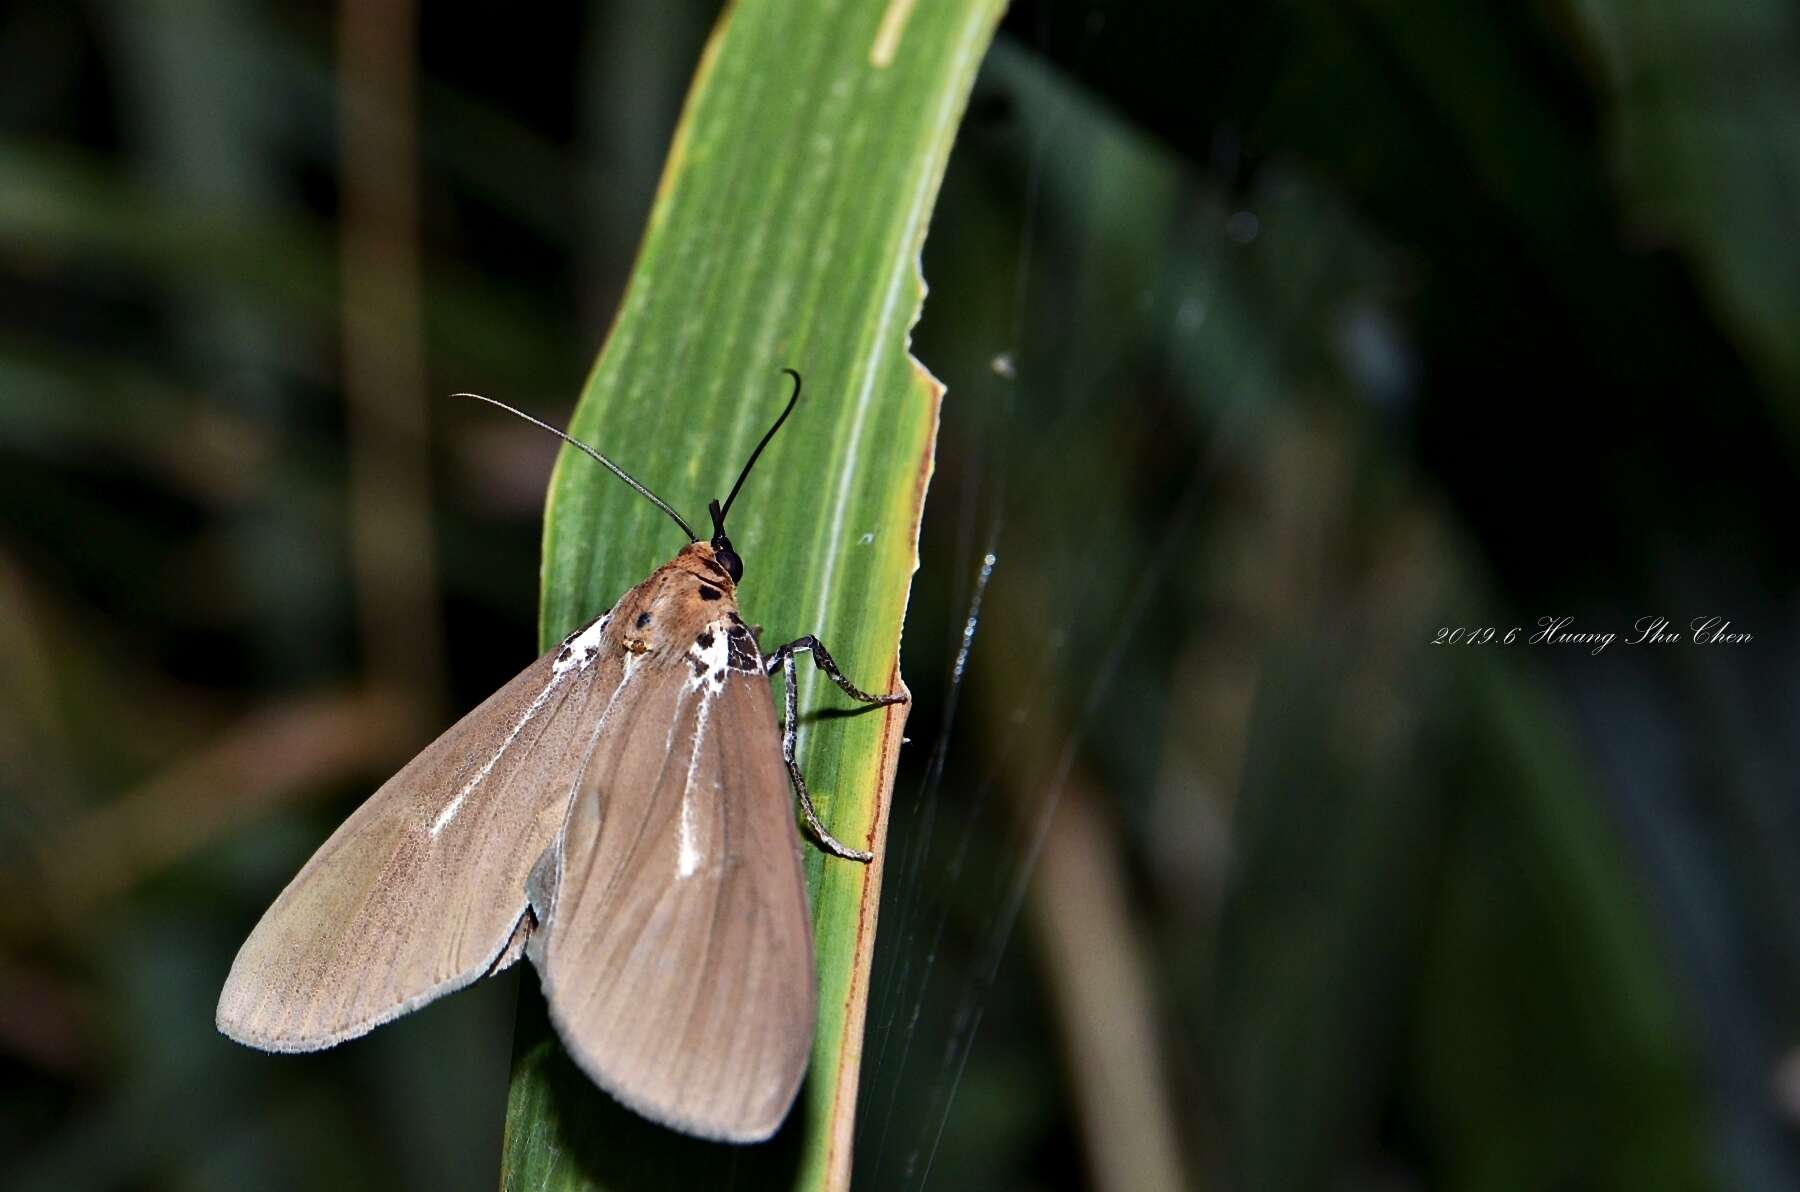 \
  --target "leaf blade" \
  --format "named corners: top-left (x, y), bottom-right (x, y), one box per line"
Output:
top-left (505, 1), bottom-right (1004, 1188)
